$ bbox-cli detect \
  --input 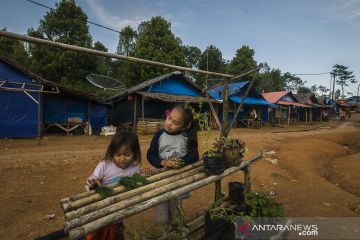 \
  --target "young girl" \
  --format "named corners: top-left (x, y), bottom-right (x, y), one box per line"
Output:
top-left (85, 131), bottom-right (145, 240)
top-left (147, 104), bottom-right (199, 224)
